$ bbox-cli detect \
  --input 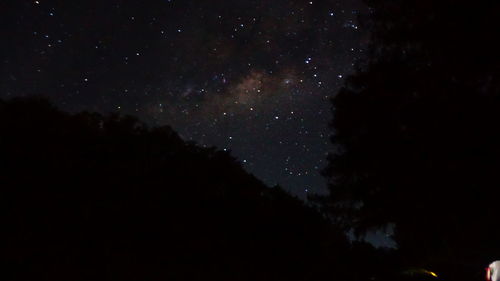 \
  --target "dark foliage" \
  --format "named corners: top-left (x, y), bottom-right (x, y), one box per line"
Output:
top-left (0, 97), bottom-right (353, 281)
top-left (323, 0), bottom-right (500, 272)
